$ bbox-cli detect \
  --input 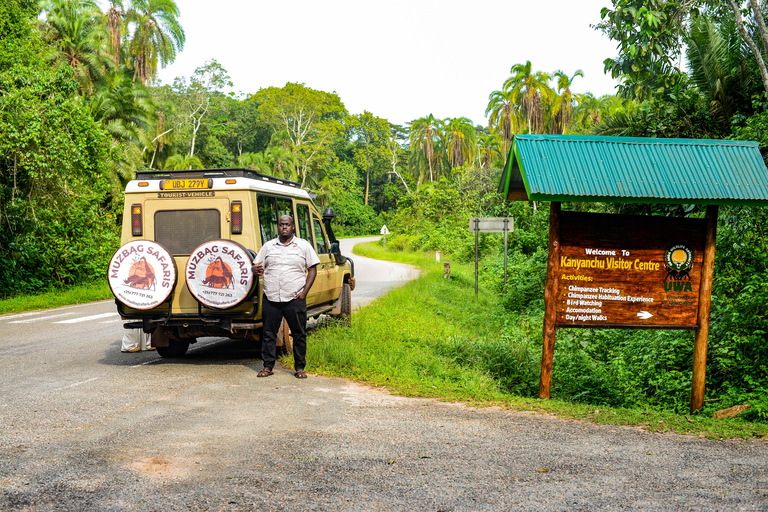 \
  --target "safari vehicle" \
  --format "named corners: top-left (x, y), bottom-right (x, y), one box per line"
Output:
top-left (108, 168), bottom-right (354, 357)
